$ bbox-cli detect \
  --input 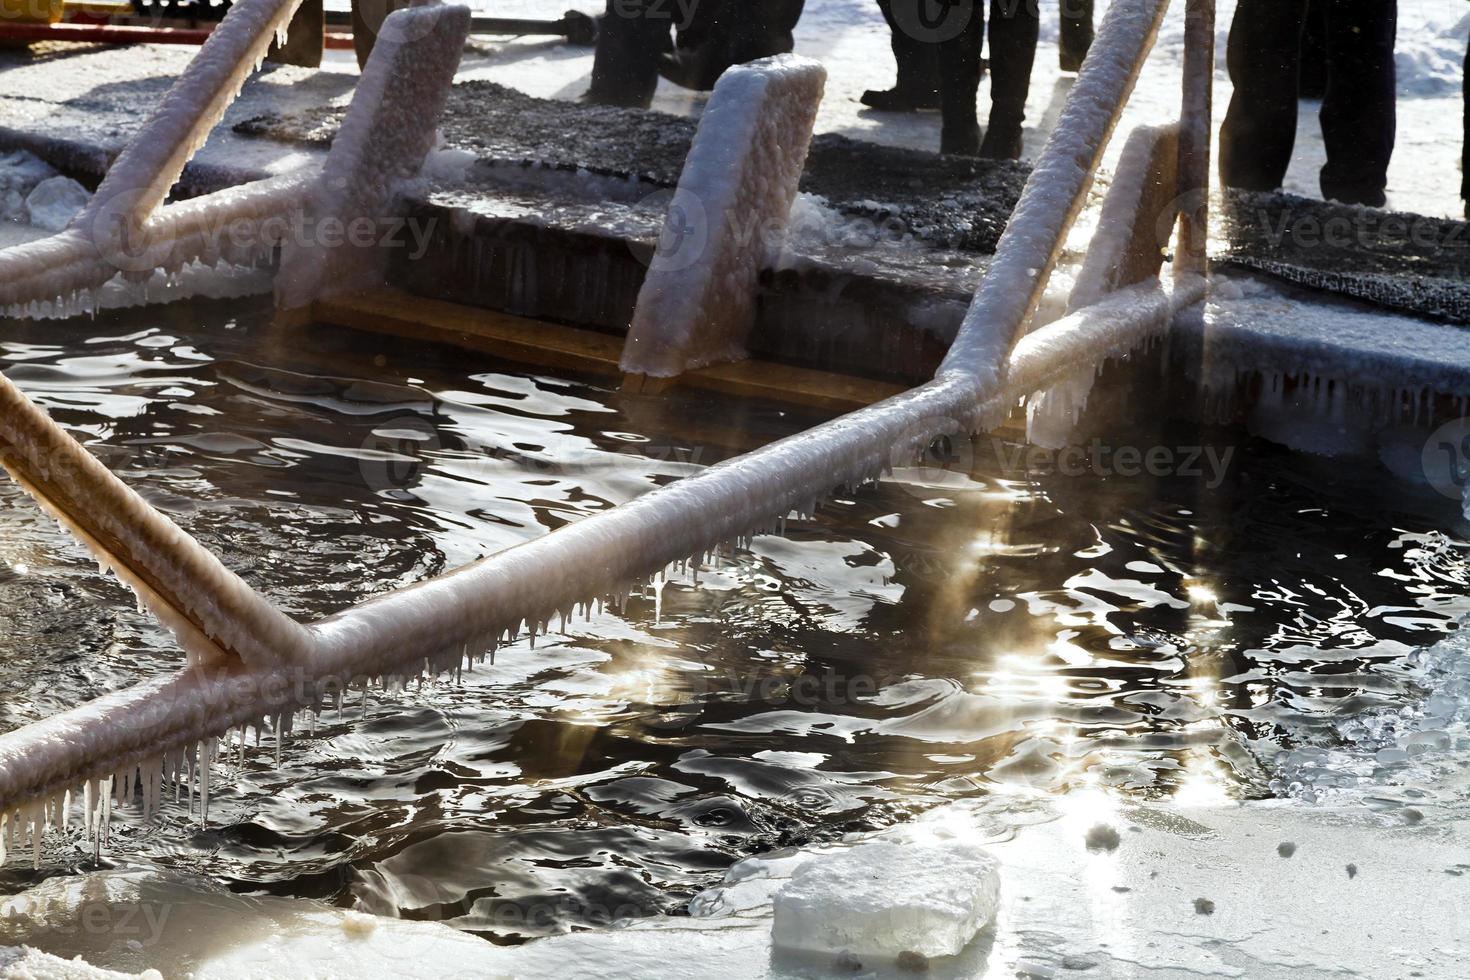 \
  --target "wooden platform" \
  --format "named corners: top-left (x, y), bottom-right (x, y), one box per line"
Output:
top-left (311, 289), bottom-right (909, 414)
